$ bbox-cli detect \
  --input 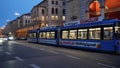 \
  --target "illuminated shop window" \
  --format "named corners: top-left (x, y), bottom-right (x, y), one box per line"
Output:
top-left (69, 30), bottom-right (77, 39)
top-left (62, 30), bottom-right (68, 39)
top-left (89, 28), bottom-right (101, 40)
top-left (78, 29), bottom-right (87, 39)
top-left (104, 27), bottom-right (113, 40)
